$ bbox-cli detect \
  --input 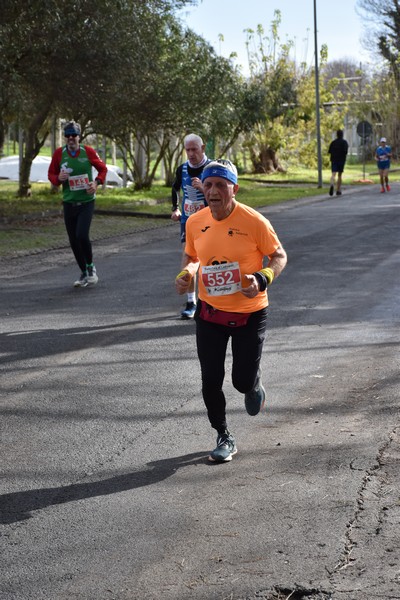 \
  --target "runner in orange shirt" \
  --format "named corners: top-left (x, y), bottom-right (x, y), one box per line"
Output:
top-left (175, 159), bottom-right (287, 462)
